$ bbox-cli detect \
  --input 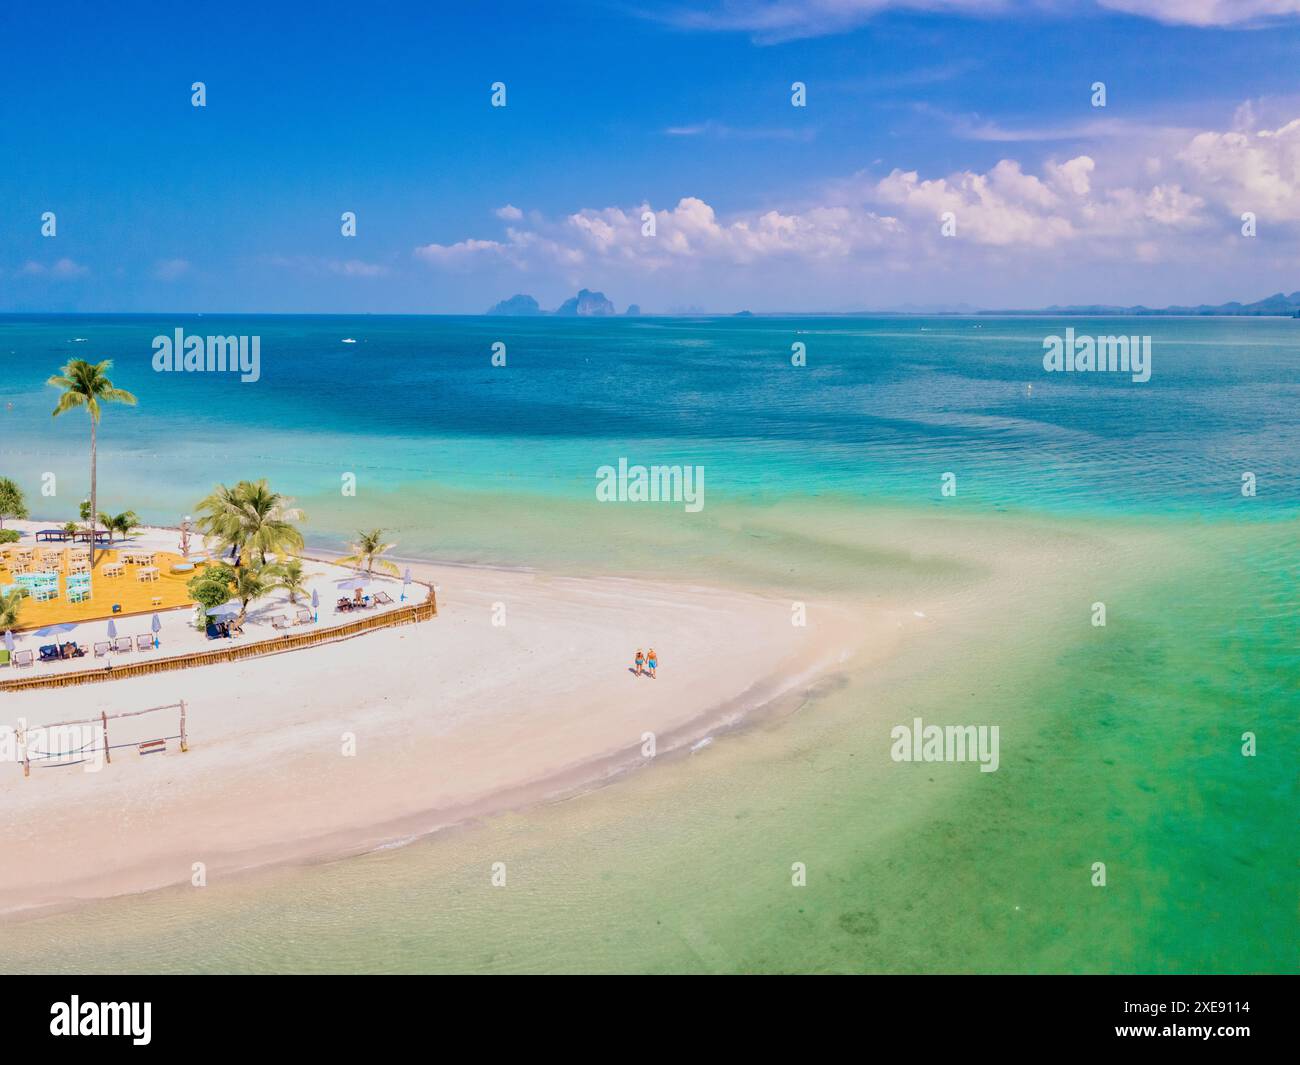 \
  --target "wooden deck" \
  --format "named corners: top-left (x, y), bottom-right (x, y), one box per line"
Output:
top-left (0, 593), bottom-right (436, 690)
